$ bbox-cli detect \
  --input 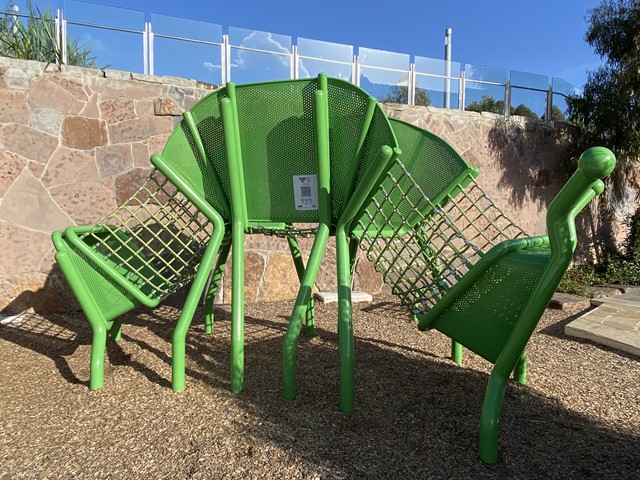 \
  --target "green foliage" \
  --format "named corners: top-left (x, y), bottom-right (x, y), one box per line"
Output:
top-left (0, 1), bottom-right (101, 68)
top-left (547, 105), bottom-right (567, 122)
top-left (465, 94), bottom-right (515, 115)
top-left (513, 103), bottom-right (539, 120)
top-left (566, 0), bottom-right (640, 165)
top-left (558, 207), bottom-right (640, 294)
top-left (381, 84), bottom-right (431, 106)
